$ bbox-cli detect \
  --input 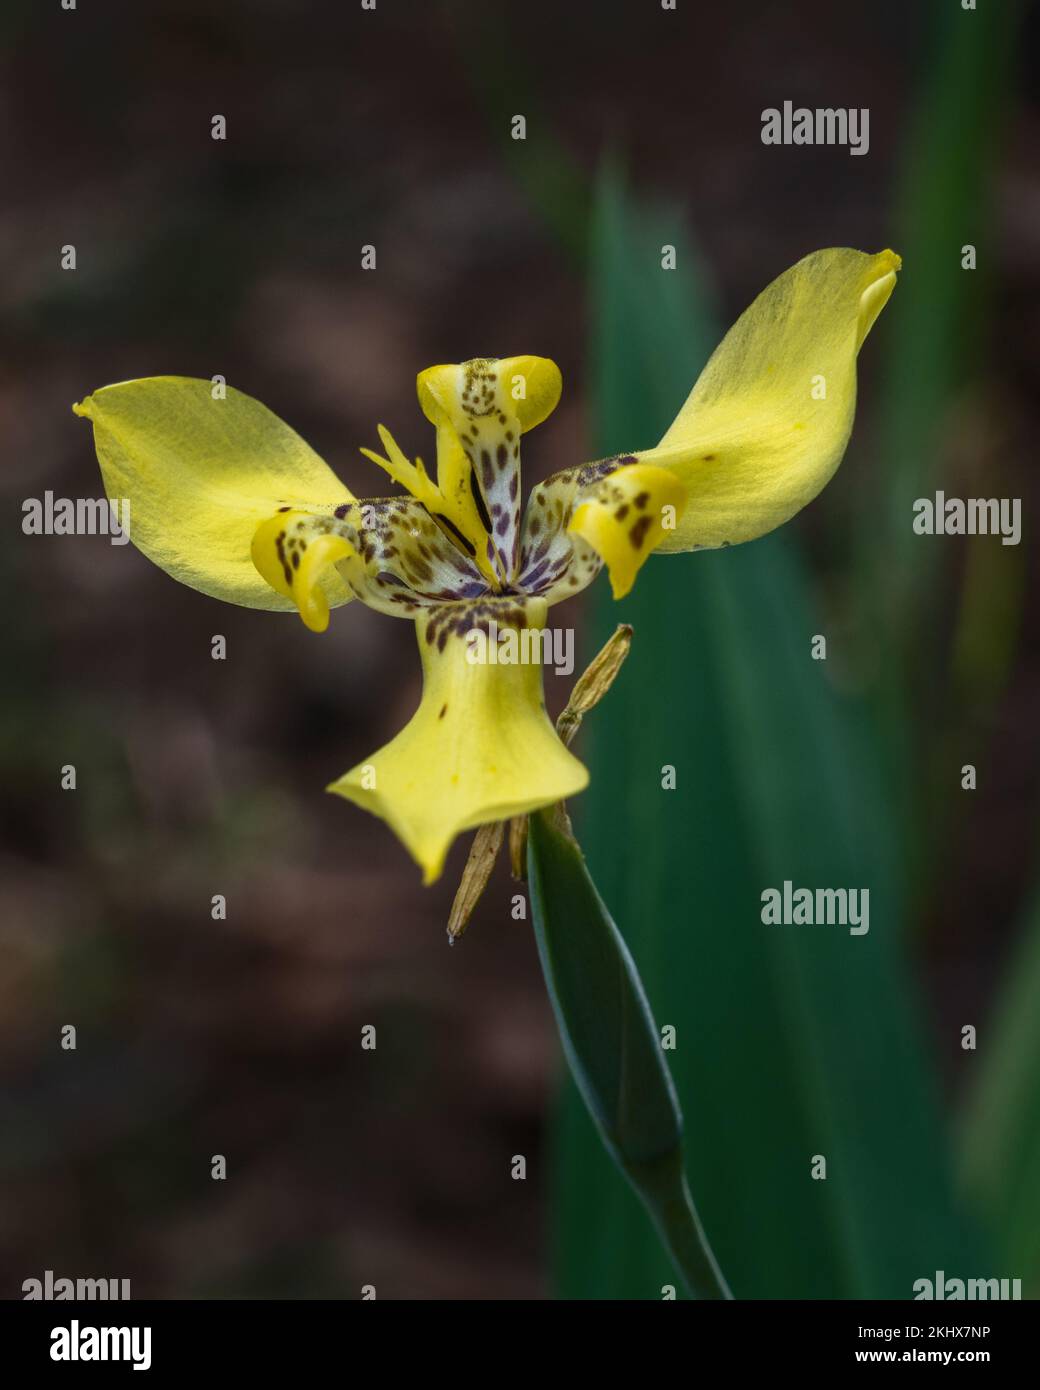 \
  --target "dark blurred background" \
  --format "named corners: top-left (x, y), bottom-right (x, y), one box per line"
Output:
top-left (2, 0), bottom-right (1038, 1298)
